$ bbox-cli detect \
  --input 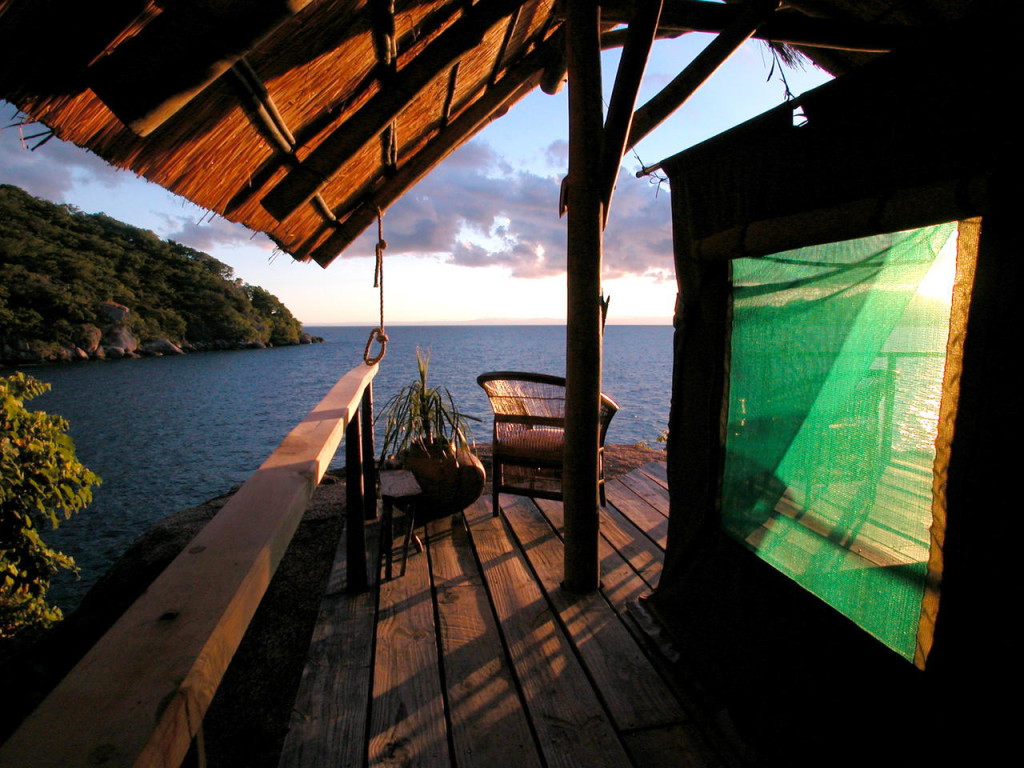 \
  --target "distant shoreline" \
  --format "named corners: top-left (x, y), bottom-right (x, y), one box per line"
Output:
top-left (304, 320), bottom-right (673, 327)
top-left (1, 333), bottom-right (325, 368)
